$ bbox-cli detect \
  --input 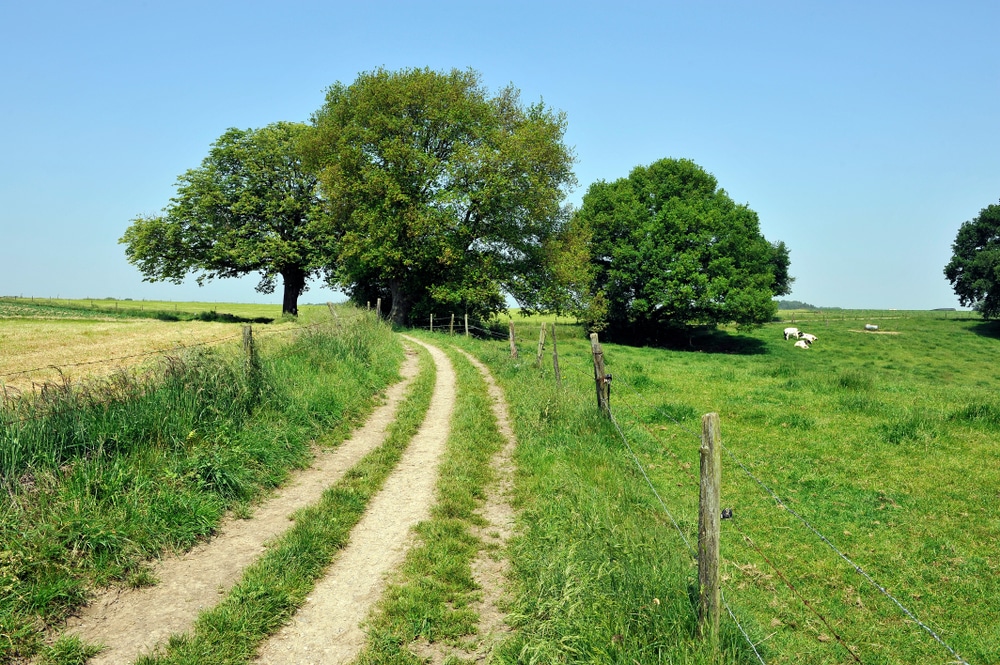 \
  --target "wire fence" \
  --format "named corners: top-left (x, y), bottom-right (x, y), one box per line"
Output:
top-left (413, 315), bottom-right (973, 665)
